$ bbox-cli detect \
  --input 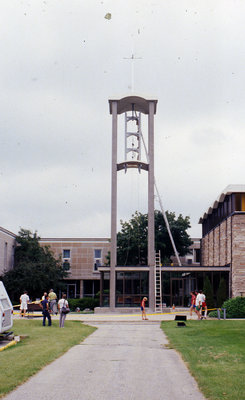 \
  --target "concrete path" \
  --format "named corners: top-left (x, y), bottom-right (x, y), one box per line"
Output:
top-left (3, 321), bottom-right (205, 400)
